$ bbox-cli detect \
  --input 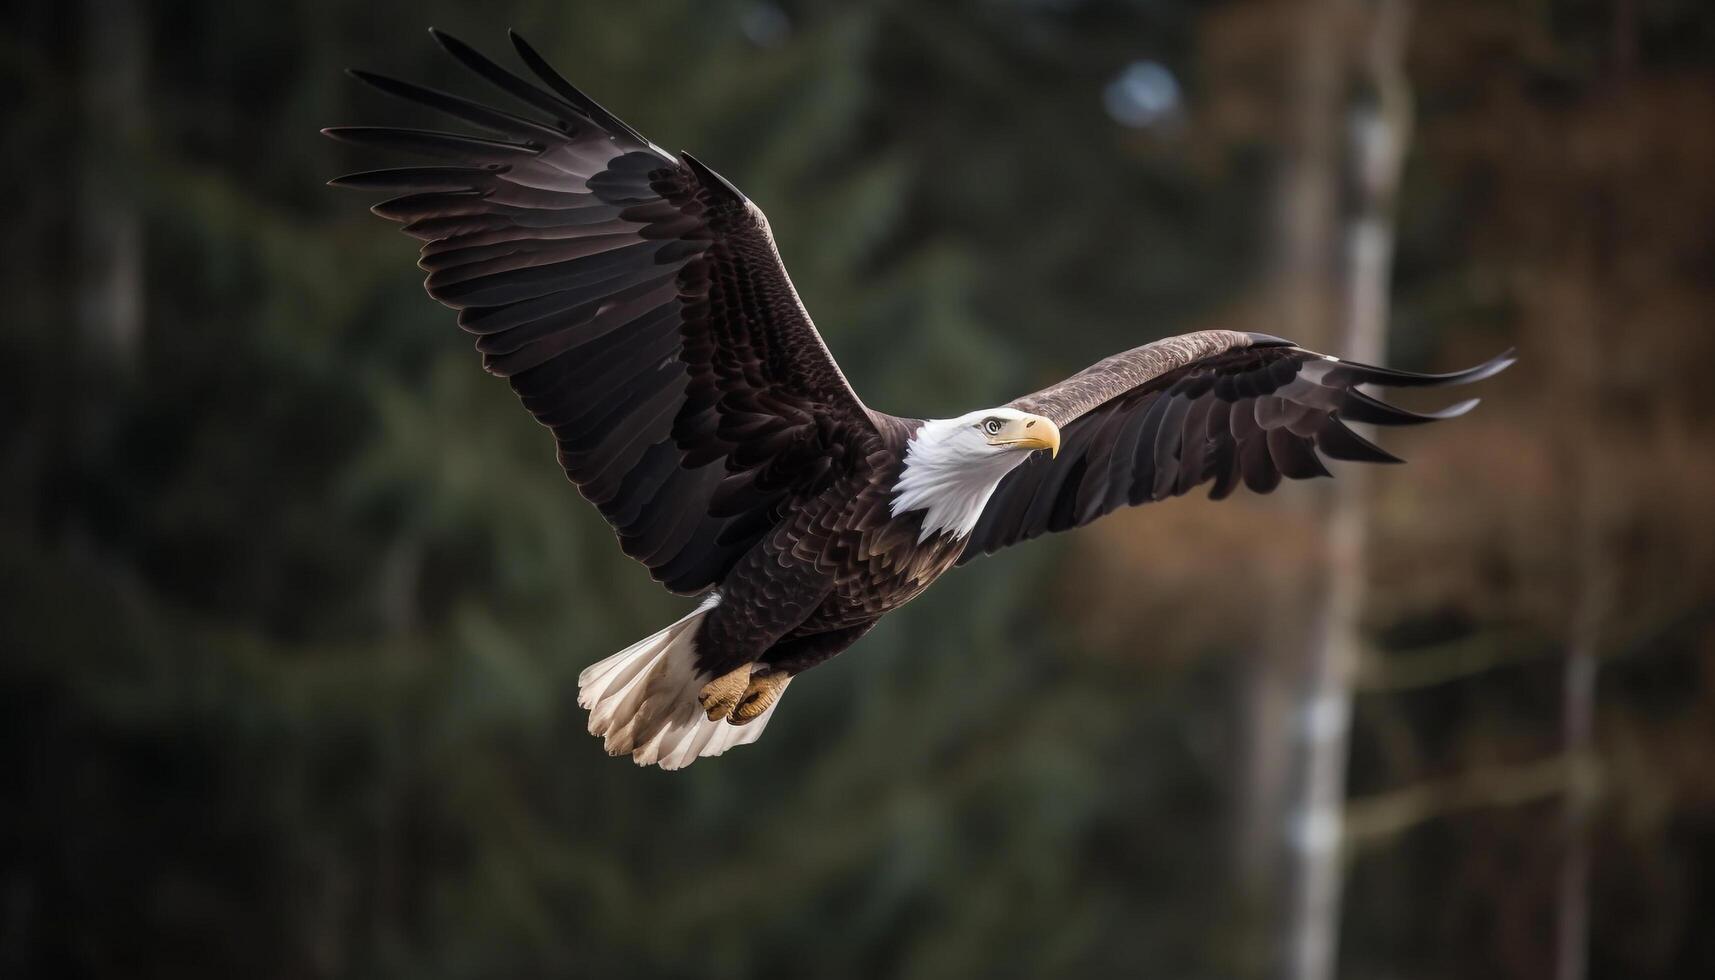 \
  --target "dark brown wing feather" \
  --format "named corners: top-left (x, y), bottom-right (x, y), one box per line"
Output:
top-left (959, 331), bottom-right (1514, 564)
top-left (328, 31), bottom-right (883, 595)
